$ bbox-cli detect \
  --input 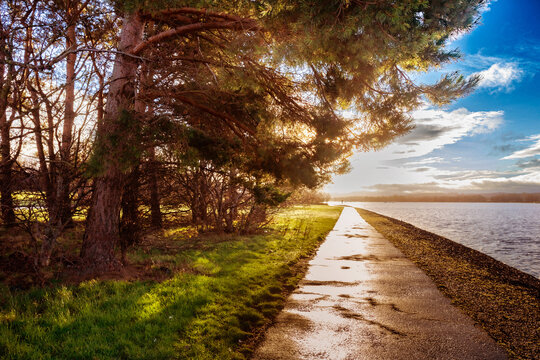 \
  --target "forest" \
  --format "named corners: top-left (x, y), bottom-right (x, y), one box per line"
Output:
top-left (0, 0), bottom-right (484, 276)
